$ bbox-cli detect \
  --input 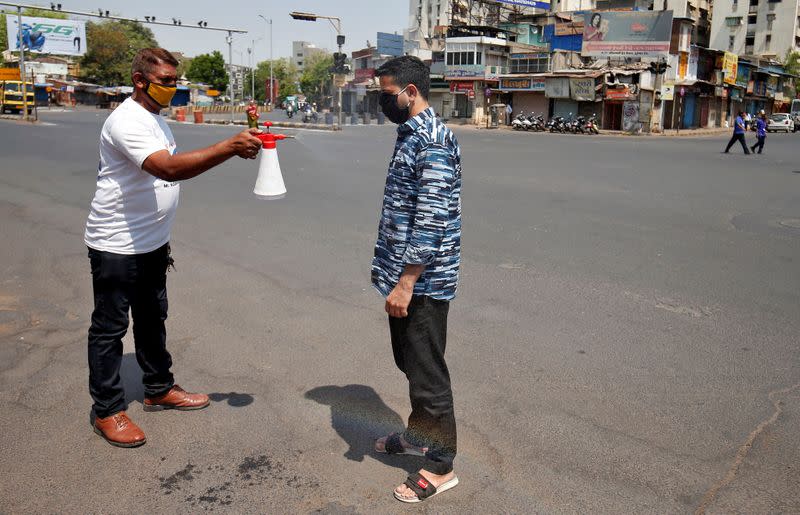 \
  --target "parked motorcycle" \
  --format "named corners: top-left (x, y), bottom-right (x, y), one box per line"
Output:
top-left (547, 116), bottom-right (565, 133)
